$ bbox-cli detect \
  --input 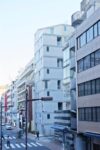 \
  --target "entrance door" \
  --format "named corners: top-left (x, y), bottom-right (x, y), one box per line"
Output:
top-left (93, 144), bottom-right (100, 150)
